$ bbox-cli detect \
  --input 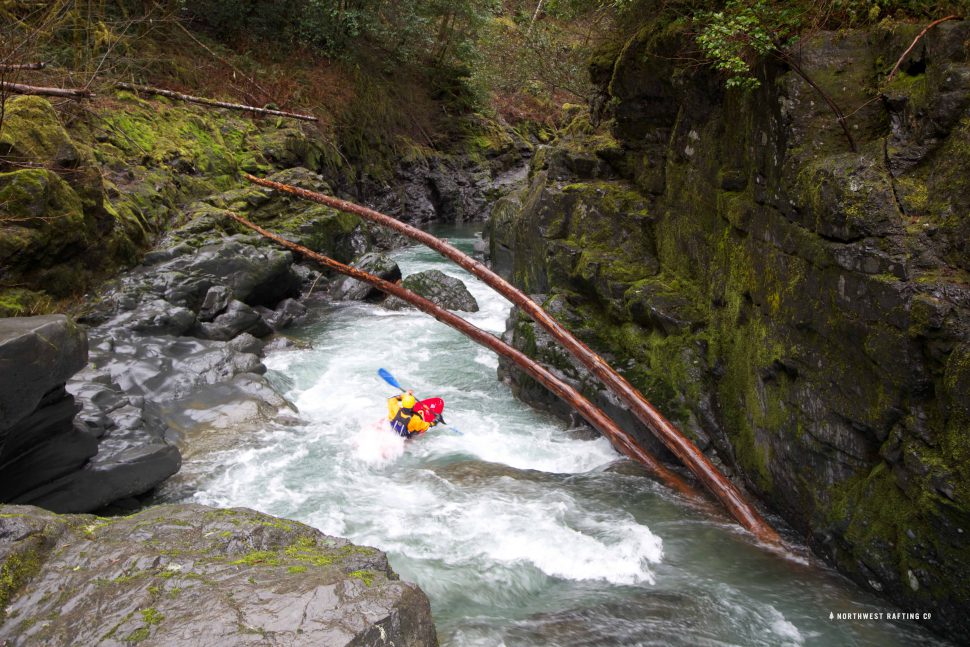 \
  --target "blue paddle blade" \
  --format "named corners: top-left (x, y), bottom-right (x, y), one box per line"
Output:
top-left (378, 368), bottom-right (403, 391)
